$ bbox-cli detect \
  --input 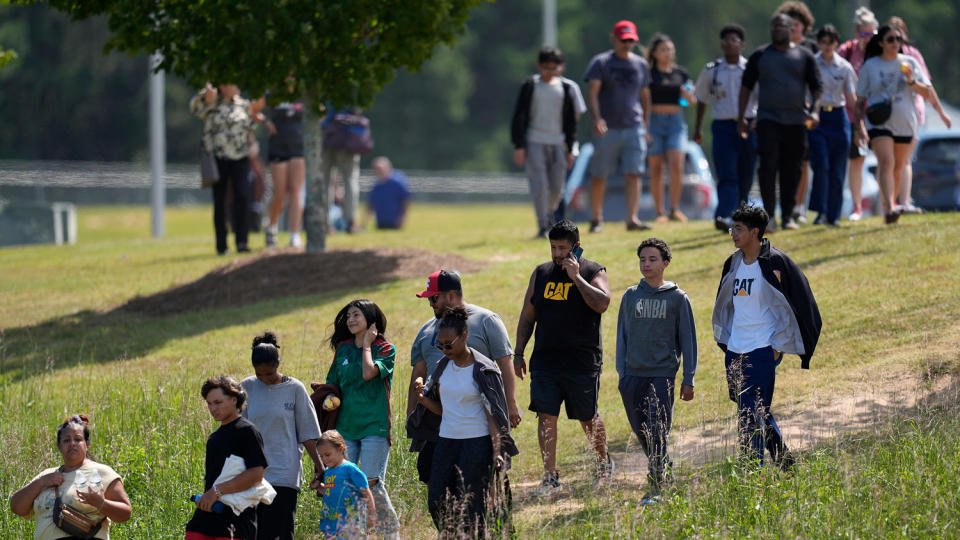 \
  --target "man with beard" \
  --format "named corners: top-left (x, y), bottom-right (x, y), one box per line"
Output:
top-left (514, 219), bottom-right (613, 494)
top-left (407, 270), bottom-right (518, 482)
